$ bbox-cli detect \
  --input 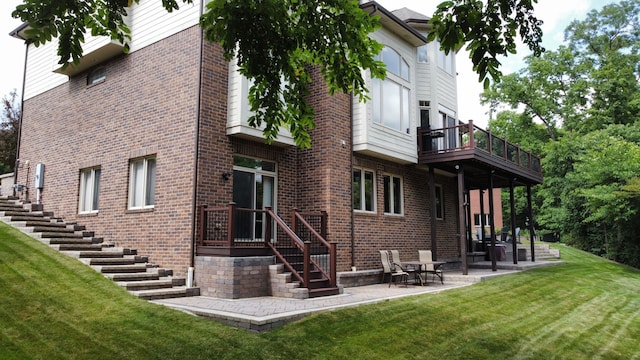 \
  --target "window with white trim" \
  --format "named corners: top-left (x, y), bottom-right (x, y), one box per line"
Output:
top-left (417, 33), bottom-right (428, 63)
top-left (372, 46), bottom-right (411, 133)
top-left (353, 168), bottom-right (375, 212)
top-left (435, 185), bottom-right (444, 220)
top-left (383, 174), bottom-right (403, 215)
top-left (128, 156), bottom-right (156, 209)
top-left (436, 41), bottom-right (454, 75)
top-left (474, 213), bottom-right (491, 226)
top-left (79, 167), bottom-right (100, 213)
